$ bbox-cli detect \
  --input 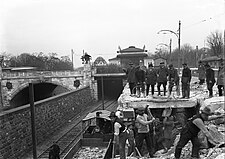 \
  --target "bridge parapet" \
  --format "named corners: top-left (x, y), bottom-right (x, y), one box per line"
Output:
top-left (2, 70), bottom-right (83, 78)
top-left (1, 70), bottom-right (88, 108)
